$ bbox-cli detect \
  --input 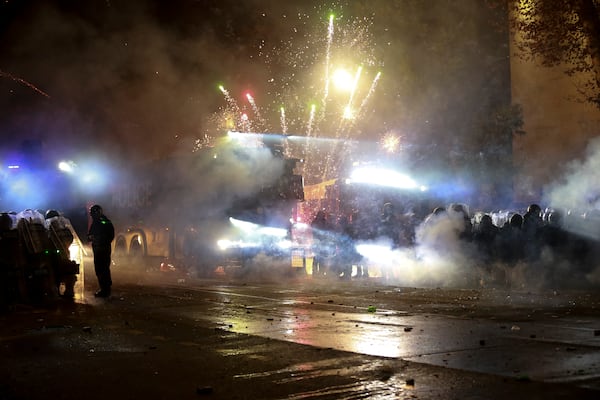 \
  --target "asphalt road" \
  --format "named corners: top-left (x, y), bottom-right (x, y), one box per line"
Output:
top-left (2, 261), bottom-right (600, 399)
